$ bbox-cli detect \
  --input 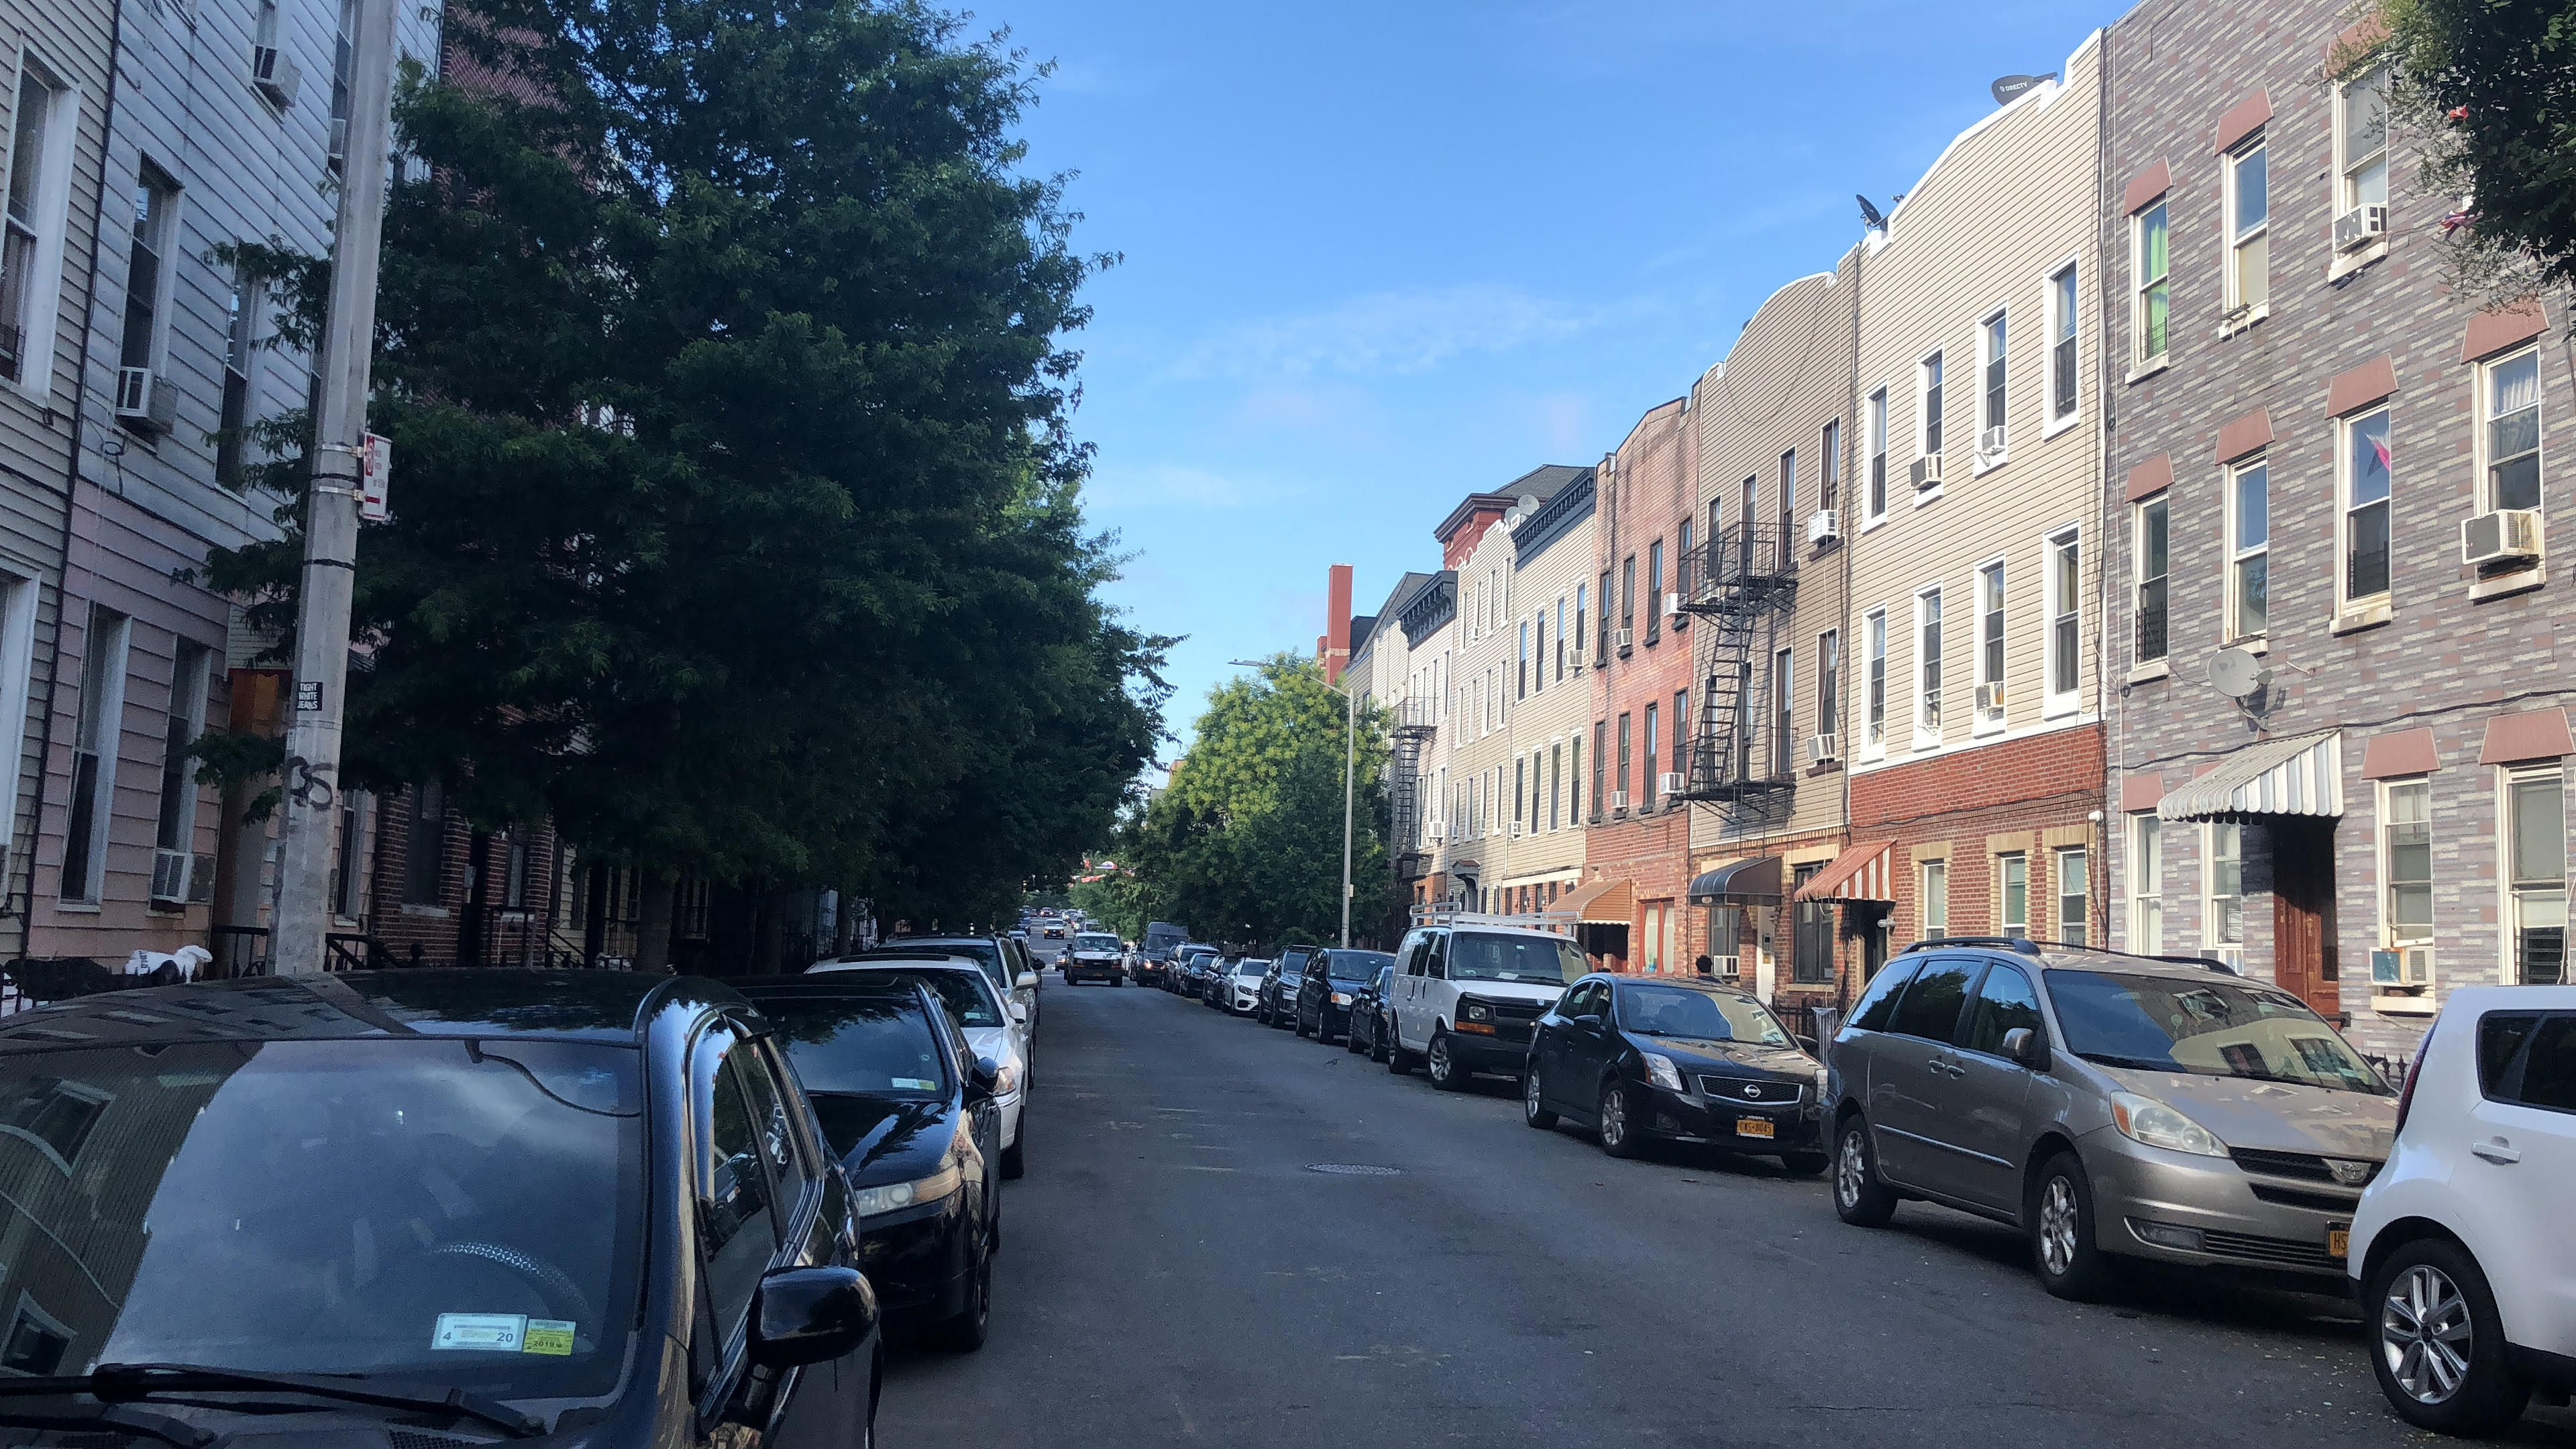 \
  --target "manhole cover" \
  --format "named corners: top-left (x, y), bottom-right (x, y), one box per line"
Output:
top-left (1306, 1163), bottom-right (1402, 1176)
